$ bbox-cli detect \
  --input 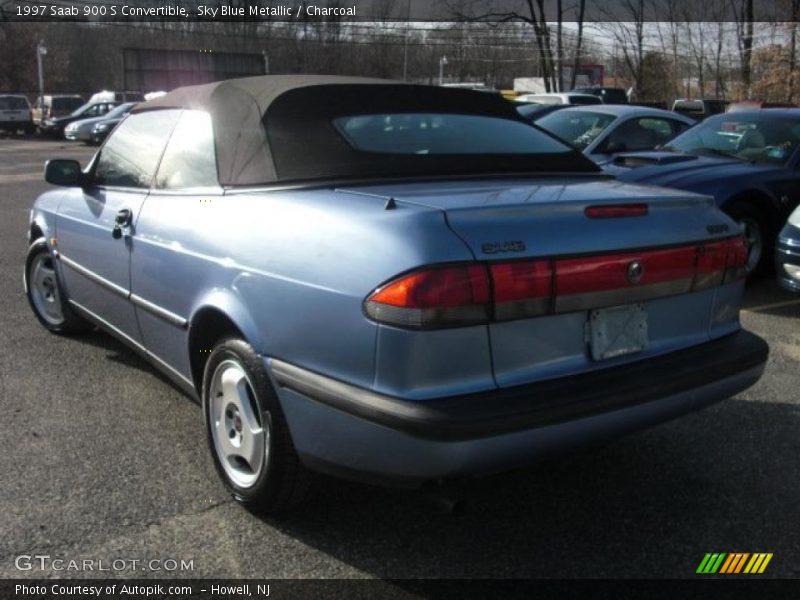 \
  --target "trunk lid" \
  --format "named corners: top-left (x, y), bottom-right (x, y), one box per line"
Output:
top-left (340, 178), bottom-right (732, 259)
top-left (341, 178), bottom-right (744, 389)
